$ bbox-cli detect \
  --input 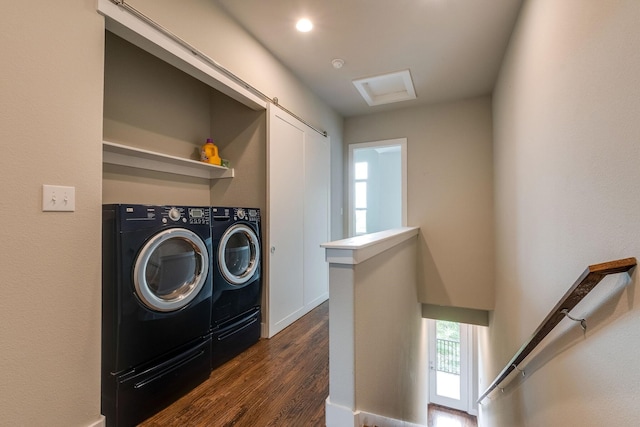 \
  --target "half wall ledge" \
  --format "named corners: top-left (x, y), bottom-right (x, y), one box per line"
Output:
top-left (321, 227), bottom-right (420, 265)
